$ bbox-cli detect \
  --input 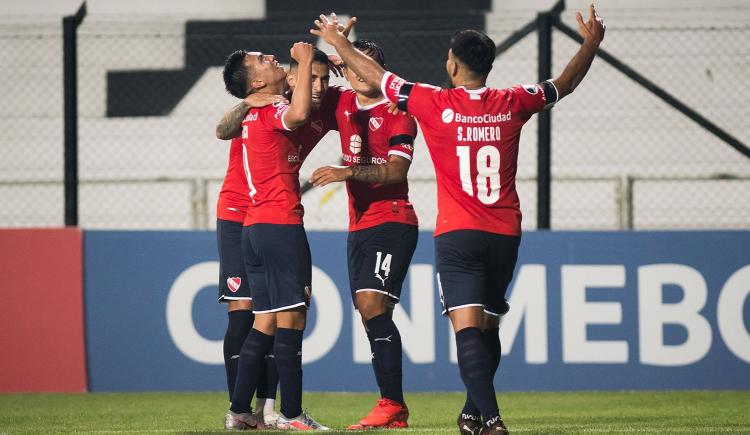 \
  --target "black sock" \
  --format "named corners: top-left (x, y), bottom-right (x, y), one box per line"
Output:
top-left (275, 328), bottom-right (304, 419)
top-left (224, 310), bottom-right (253, 400)
top-left (462, 327), bottom-right (502, 416)
top-left (484, 328), bottom-right (501, 378)
top-left (366, 313), bottom-right (404, 405)
top-left (230, 328), bottom-right (274, 414)
top-left (257, 346), bottom-right (279, 400)
top-left (455, 327), bottom-right (498, 421)
top-left (366, 329), bottom-right (384, 396)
